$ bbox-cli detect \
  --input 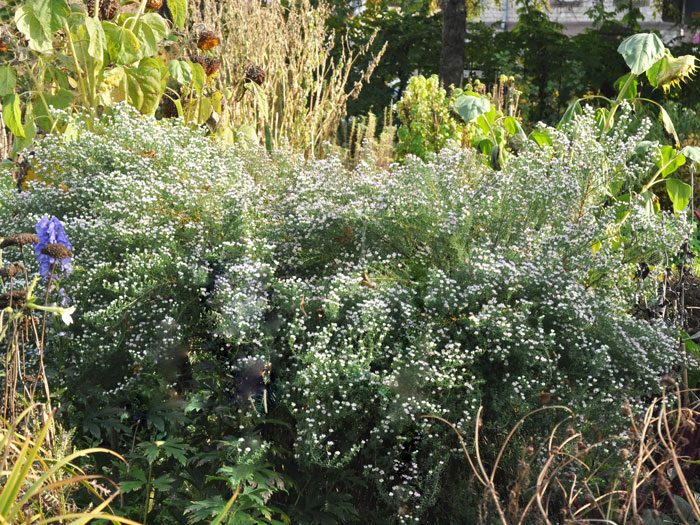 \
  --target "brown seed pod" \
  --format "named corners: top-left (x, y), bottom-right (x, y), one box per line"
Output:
top-left (0, 262), bottom-right (25, 280)
top-left (190, 55), bottom-right (221, 77)
top-left (245, 64), bottom-right (266, 85)
top-left (99, 0), bottom-right (120, 20)
top-left (0, 289), bottom-right (27, 309)
top-left (1, 233), bottom-right (39, 249)
top-left (197, 30), bottom-right (220, 51)
top-left (86, 0), bottom-right (96, 17)
top-left (146, 0), bottom-right (163, 9)
top-left (41, 243), bottom-right (72, 259)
